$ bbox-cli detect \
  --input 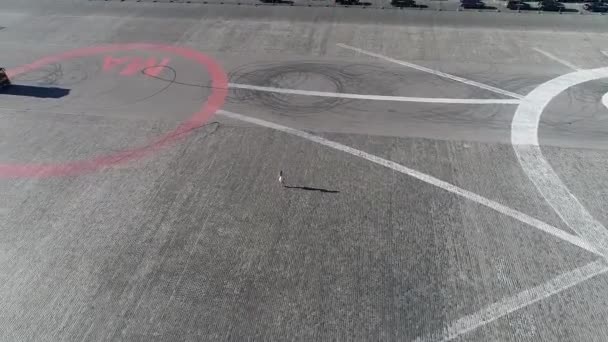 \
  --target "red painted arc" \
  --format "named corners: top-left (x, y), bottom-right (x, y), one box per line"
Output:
top-left (0, 43), bottom-right (228, 178)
